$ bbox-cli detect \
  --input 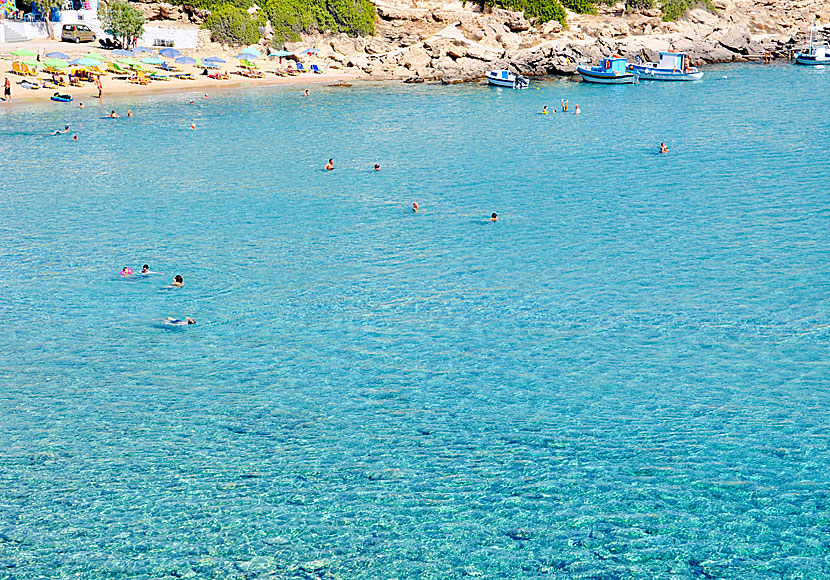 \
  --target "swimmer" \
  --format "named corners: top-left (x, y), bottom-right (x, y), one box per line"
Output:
top-left (491, 212), bottom-right (498, 222)
top-left (78, 102), bottom-right (84, 108)
top-left (374, 164), bottom-right (381, 171)
top-left (164, 316), bottom-right (196, 326)
top-left (561, 99), bottom-right (568, 112)
top-left (413, 202), bottom-right (419, 213)
top-left (127, 109), bottom-right (132, 118)
top-left (574, 104), bottom-right (581, 115)
top-left (108, 110), bottom-right (120, 118)
top-left (304, 89), bottom-right (310, 97)
top-left (325, 158), bottom-right (334, 171)
top-left (172, 274), bottom-right (184, 287)
top-left (121, 266), bottom-right (133, 276)
top-left (189, 123), bottom-right (196, 130)
top-left (139, 264), bottom-right (162, 275)
top-left (72, 134), bottom-right (78, 141)
top-left (203, 93), bottom-right (208, 99)
top-left (541, 105), bottom-right (548, 115)
top-left (52, 125), bottom-right (70, 135)
top-left (189, 99), bottom-right (195, 105)
top-left (660, 142), bottom-right (669, 154)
